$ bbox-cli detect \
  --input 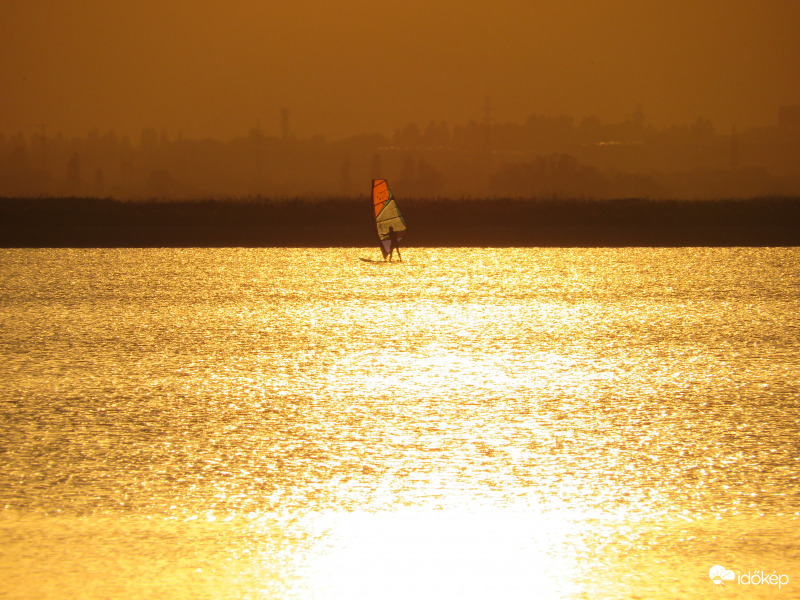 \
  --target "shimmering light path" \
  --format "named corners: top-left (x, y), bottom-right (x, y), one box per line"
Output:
top-left (1, 248), bottom-right (798, 598)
